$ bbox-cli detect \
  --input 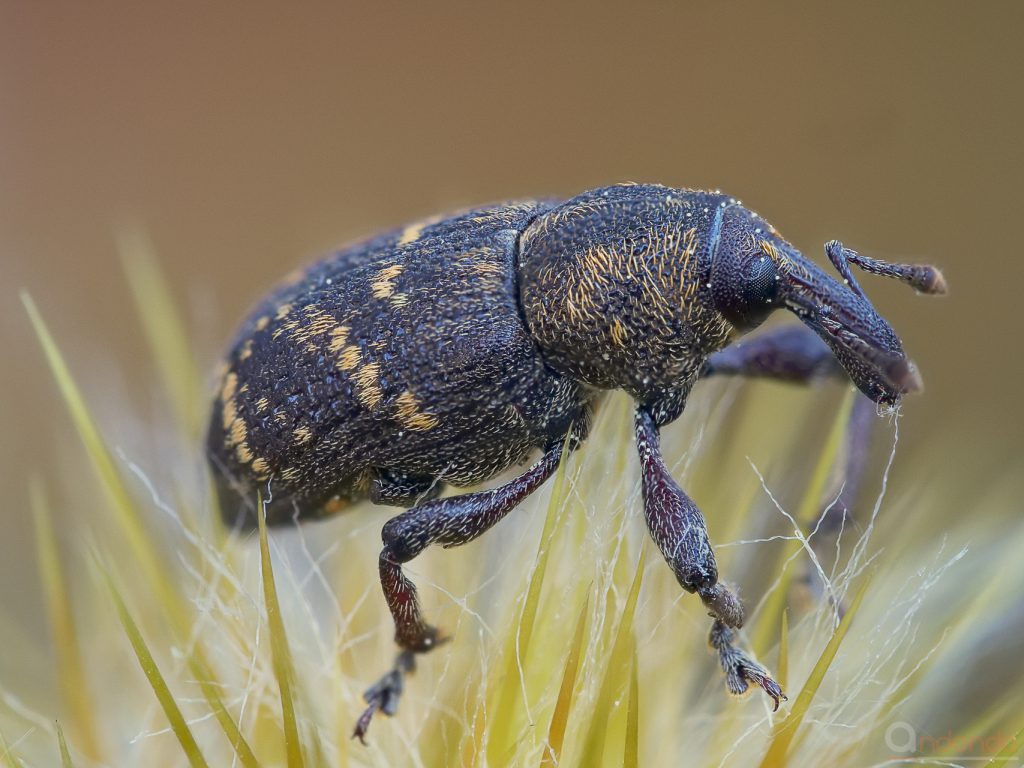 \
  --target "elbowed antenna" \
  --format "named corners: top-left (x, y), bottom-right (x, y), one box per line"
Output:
top-left (825, 240), bottom-right (947, 299)
top-left (774, 239), bottom-right (946, 405)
